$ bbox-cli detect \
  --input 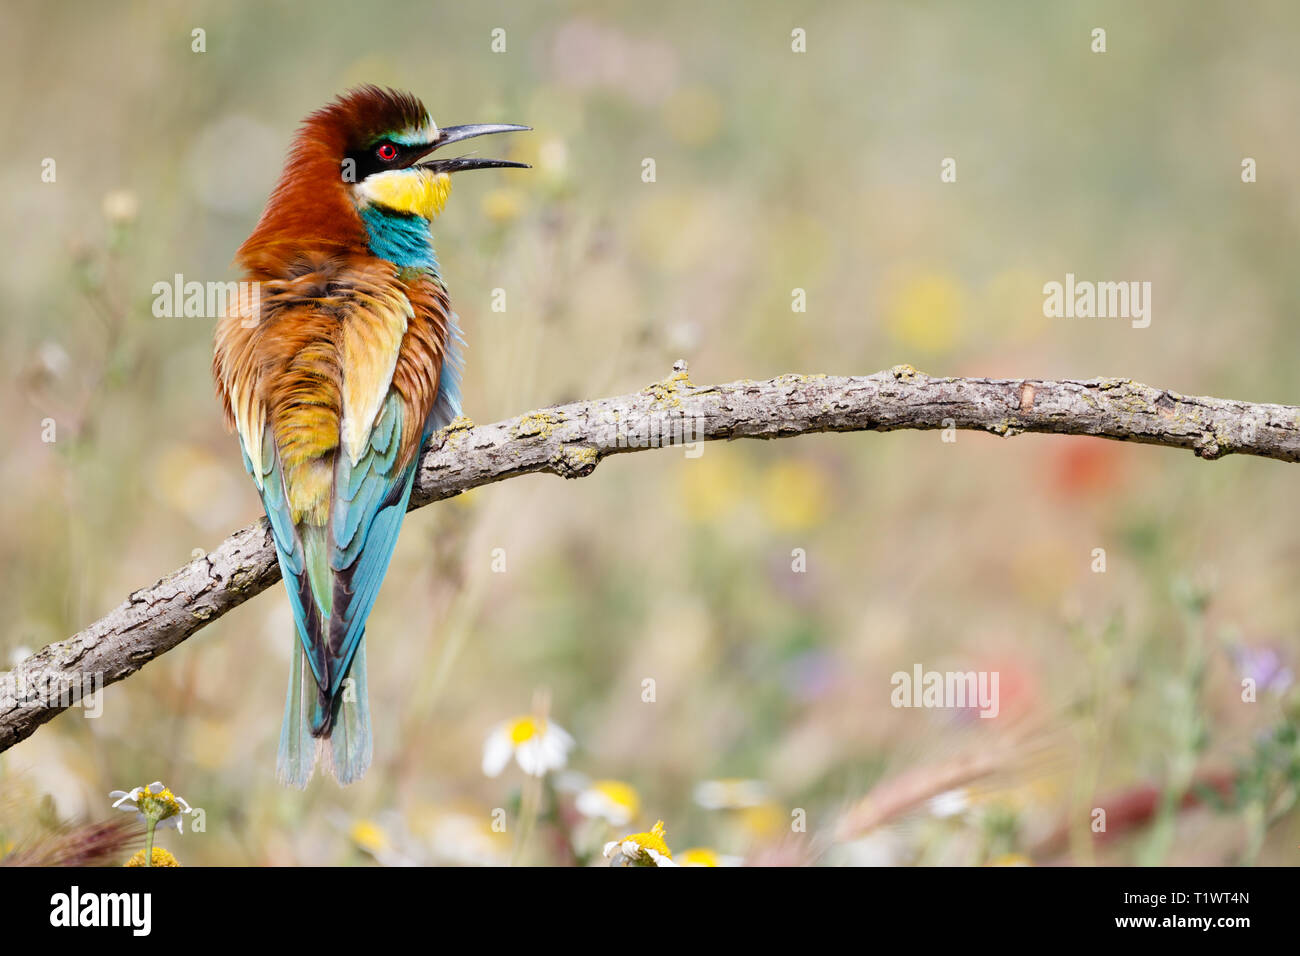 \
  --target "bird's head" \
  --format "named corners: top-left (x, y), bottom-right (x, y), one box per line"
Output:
top-left (240, 87), bottom-right (527, 269)
top-left (323, 85), bottom-right (528, 221)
